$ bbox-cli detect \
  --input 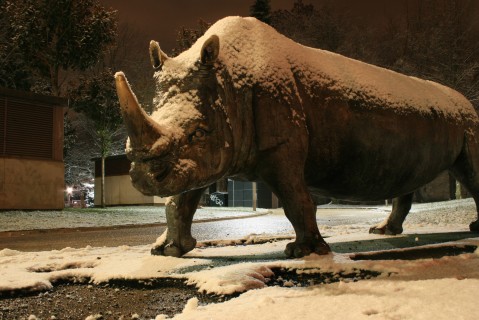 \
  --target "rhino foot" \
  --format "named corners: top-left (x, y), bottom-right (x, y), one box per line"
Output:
top-left (470, 220), bottom-right (479, 232)
top-left (284, 239), bottom-right (331, 258)
top-left (369, 221), bottom-right (403, 235)
top-left (151, 230), bottom-right (197, 257)
top-left (151, 239), bottom-right (196, 257)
